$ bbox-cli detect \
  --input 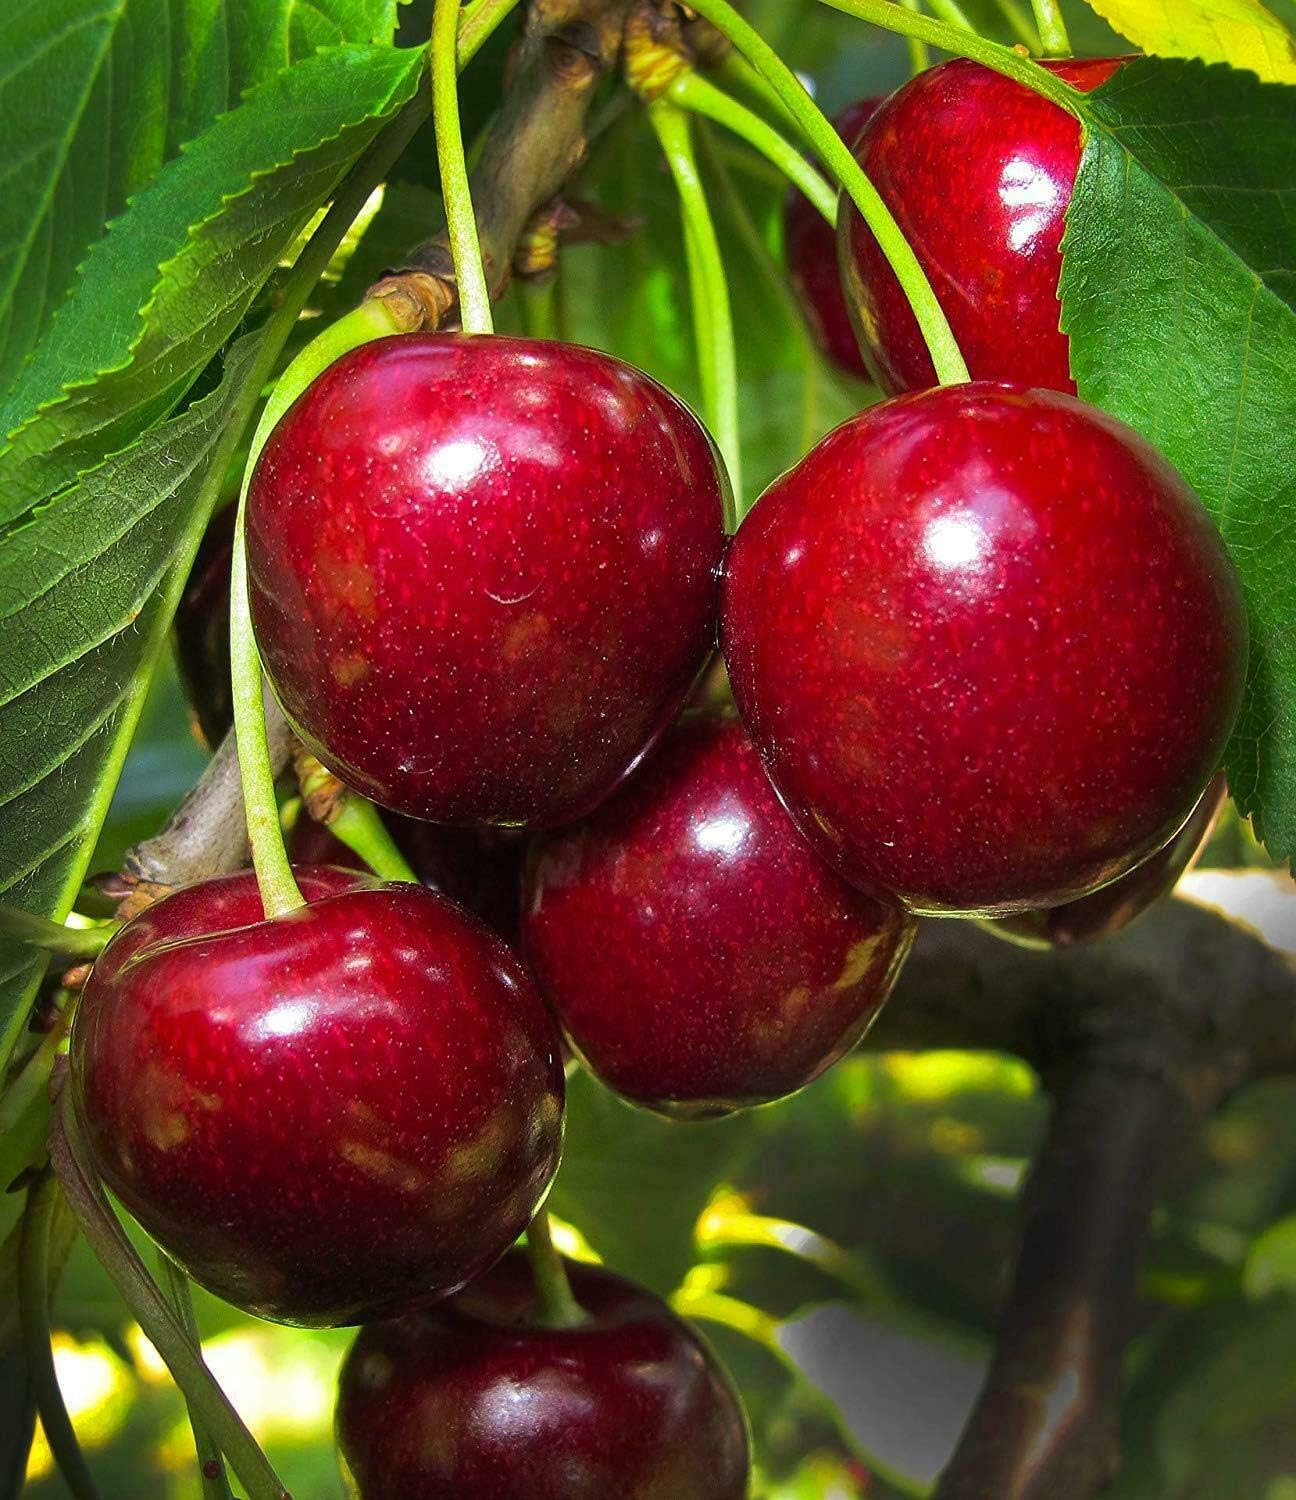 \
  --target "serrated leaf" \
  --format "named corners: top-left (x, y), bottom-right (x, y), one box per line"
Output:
top-left (1060, 58), bottom-right (1296, 860)
top-left (0, 336), bottom-right (258, 1051)
top-left (0, 42), bottom-right (424, 520)
top-left (1080, 0), bottom-right (1296, 83)
top-left (0, 0), bottom-right (402, 397)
